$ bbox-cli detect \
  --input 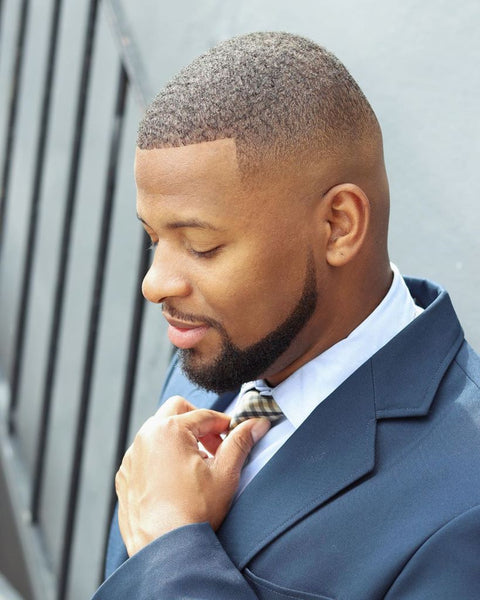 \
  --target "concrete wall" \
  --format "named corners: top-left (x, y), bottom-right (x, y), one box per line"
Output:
top-left (0, 1), bottom-right (479, 599)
